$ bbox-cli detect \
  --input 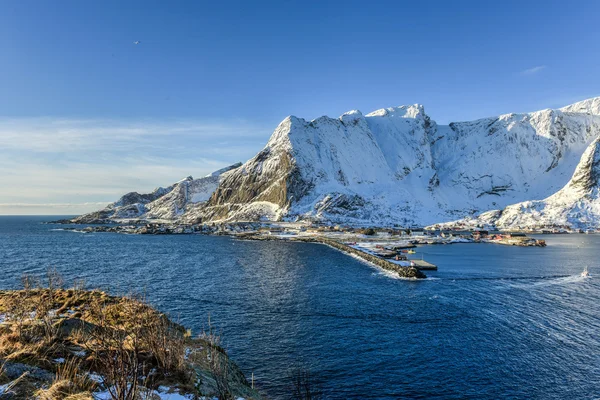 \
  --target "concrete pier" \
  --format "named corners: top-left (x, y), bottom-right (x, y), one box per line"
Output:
top-left (410, 260), bottom-right (438, 270)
